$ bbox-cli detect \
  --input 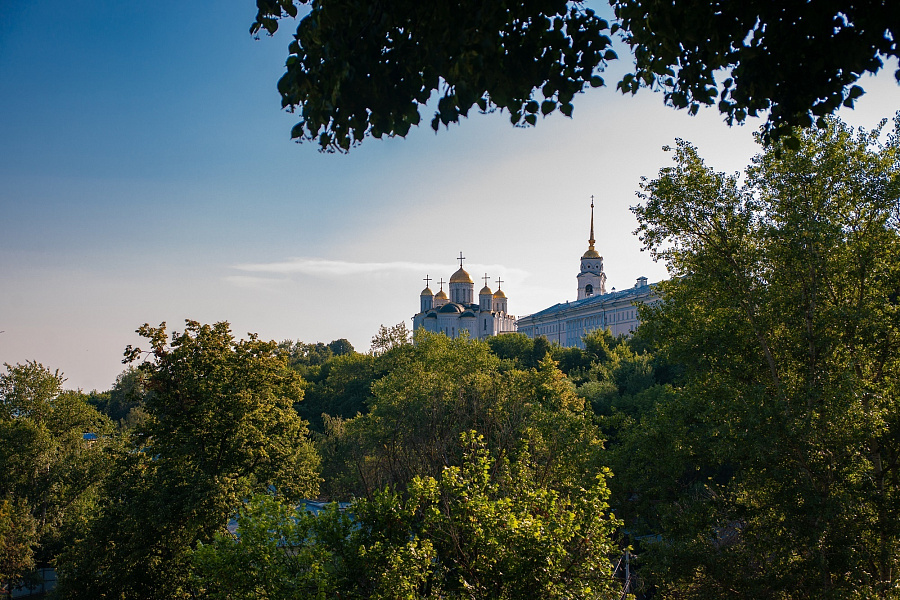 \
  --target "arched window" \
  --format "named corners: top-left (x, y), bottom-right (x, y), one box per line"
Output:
top-left (585, 284), bottom-right (594, 296)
